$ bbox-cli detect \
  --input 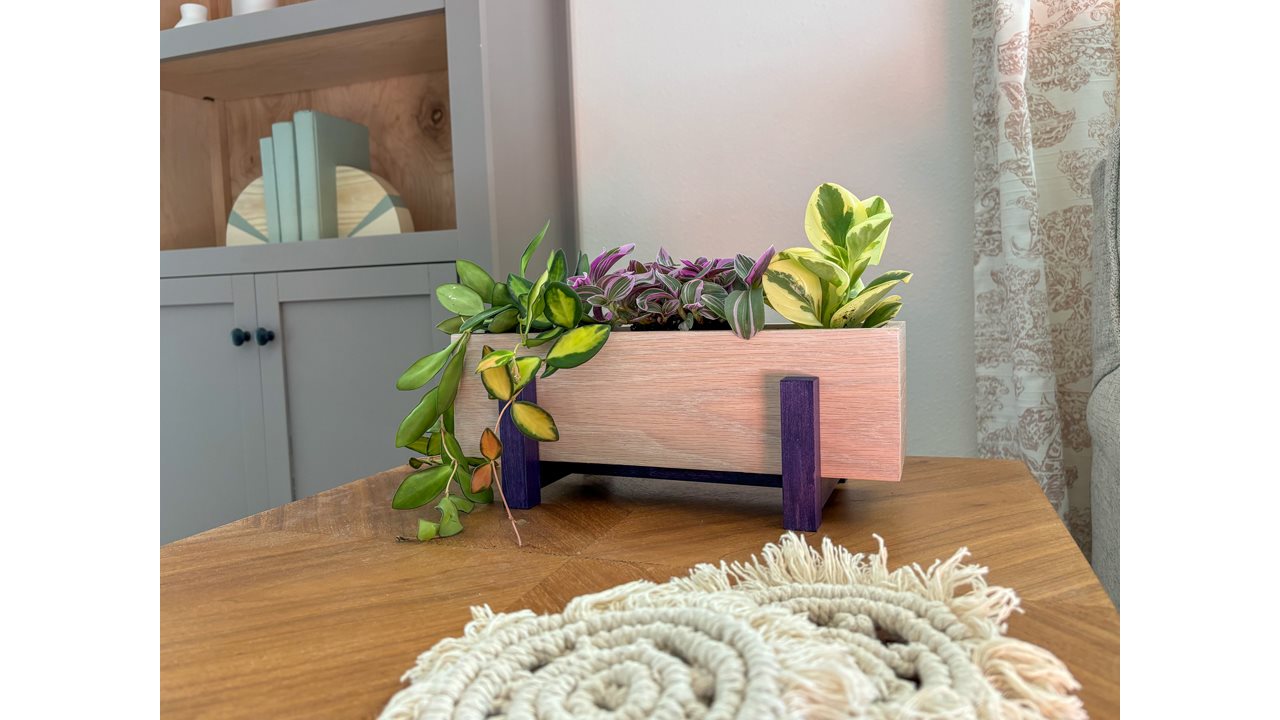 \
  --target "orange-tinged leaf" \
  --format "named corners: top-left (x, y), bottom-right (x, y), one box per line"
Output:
top-left (481, 428), bottom-right (503, 461)
top-left (471, 462), bottom-right (494, 492)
